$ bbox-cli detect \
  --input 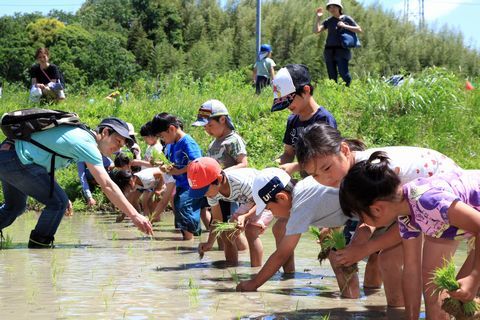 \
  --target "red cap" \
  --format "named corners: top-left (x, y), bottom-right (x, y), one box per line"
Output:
top-left (187, 157), bottom-right (222, 198)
